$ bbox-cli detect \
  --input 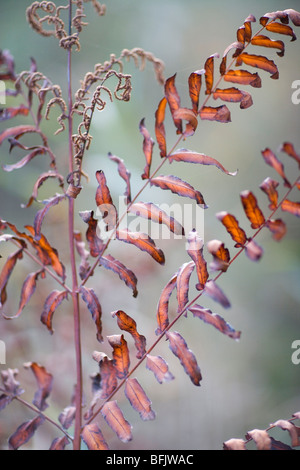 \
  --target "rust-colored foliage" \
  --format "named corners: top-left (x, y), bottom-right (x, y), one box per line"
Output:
top-left (187, 229), bottom-right (208, 290)
top-left (107, 334), bottom-right (130, 379)
top-left (224, 411), bottom-right (300, 450)
top-left (128, 201), bottom-right (184, 236)
top-left (150, 174), bottom-right (206, 206)
top-left (81, 424), bottom-right (109, 450)
top-left (111, 310), bottom-right (146, 359)
top-left (80, 287), bottom-right (103, 342)
top-left (146, 355), bottom-right (174, 384)
top-left (0, 3), bottom-right (300, 451)
top-left (24, 362), bottom-right (53, 412)
top-left (240, 190), bottom-right (265, 229)
top-left (99, 254), bottom-right (138, 297)
top-left (101, 401), bottom-right (132, 443)
top-left (140, 118), bottom-right (154, 179)
top-left (125, 378), bottom-right (156, 421)
top-left (166, 331), bottom-right (202, 386)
